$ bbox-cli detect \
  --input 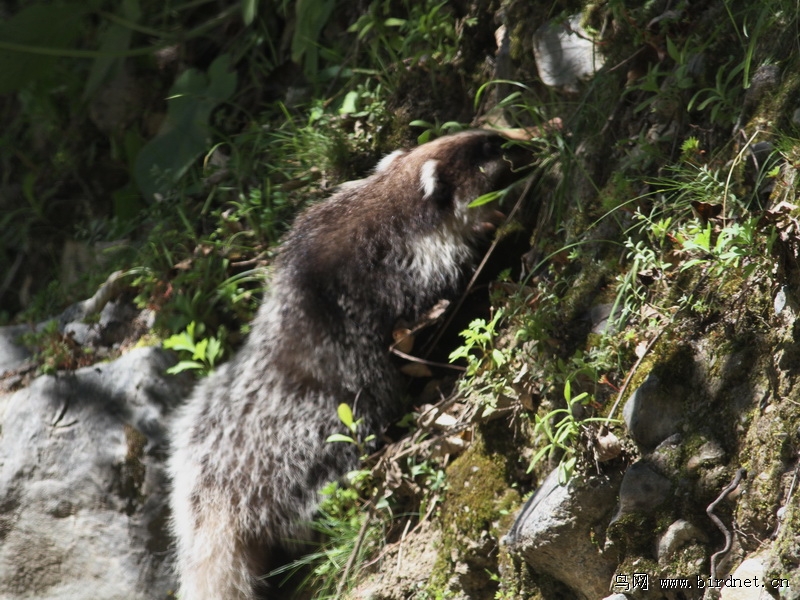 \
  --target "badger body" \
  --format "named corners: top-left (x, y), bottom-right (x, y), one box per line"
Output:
top-left (169, 130), bottom-right (530, 600)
